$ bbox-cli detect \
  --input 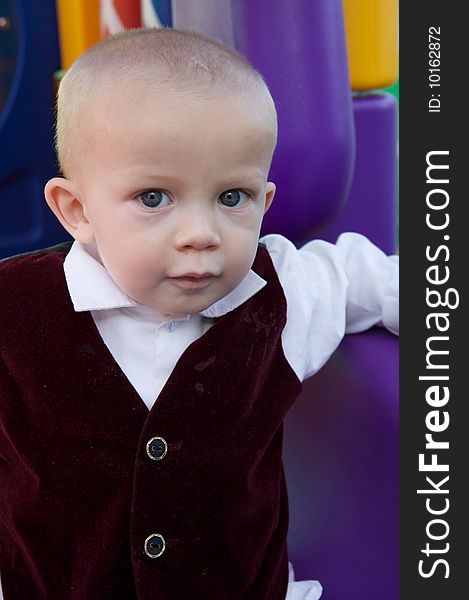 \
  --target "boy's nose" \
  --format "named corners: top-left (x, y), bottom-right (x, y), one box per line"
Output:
top-left (174, 210), bottom-right (221, 252)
